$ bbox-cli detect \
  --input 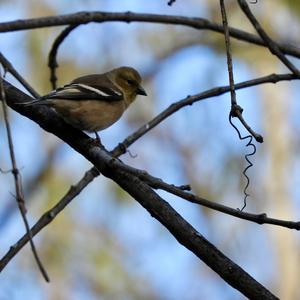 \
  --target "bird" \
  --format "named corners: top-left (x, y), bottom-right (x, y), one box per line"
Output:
top-left (25, 66), bottom-right (147, 142)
